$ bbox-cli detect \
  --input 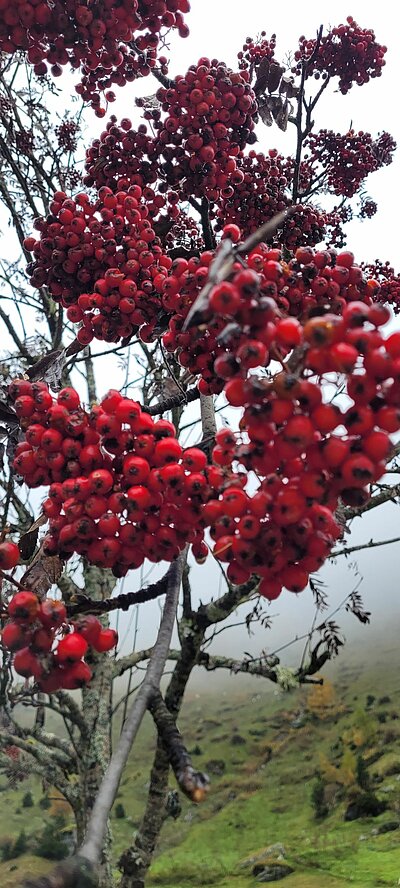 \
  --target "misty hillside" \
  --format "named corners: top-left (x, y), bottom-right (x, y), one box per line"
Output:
top-left (1, 621), bottom-right (400, 888)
